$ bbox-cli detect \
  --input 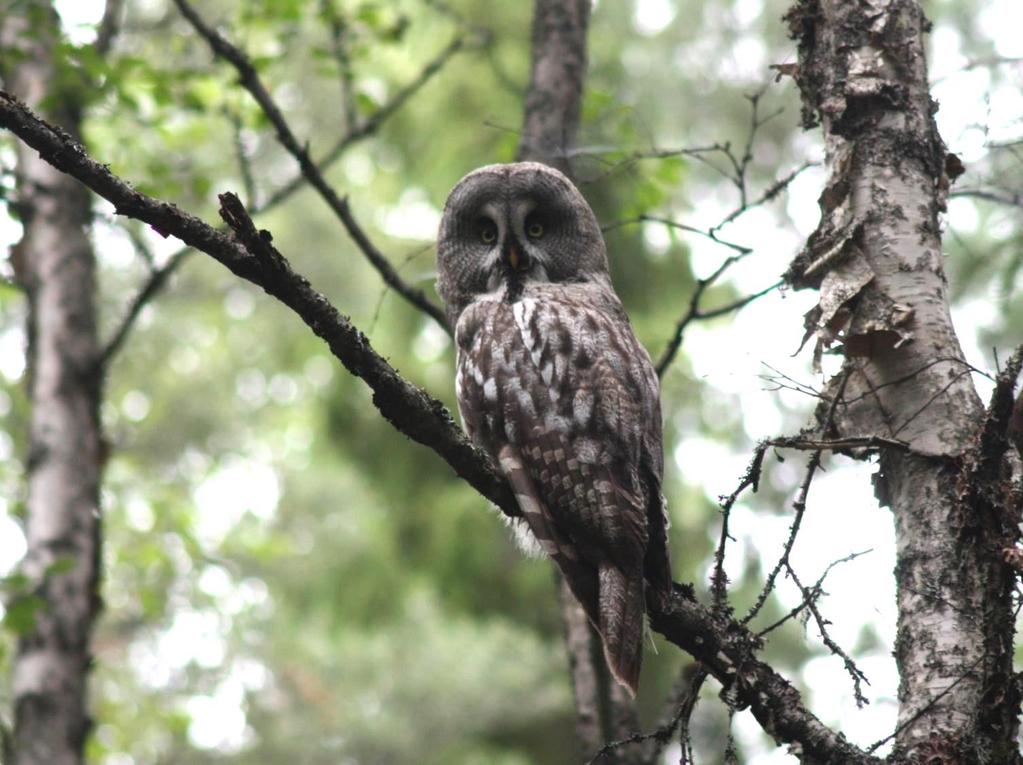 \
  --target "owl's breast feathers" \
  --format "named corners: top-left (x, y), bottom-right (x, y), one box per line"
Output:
top-left (454, 282), bottom-right (671, 695)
